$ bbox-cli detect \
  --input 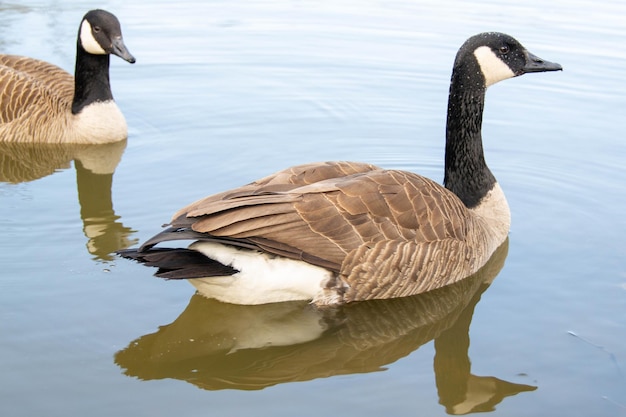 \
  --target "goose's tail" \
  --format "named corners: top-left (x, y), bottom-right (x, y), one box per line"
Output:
top-left (117, 247), bottom-right (238, 280)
